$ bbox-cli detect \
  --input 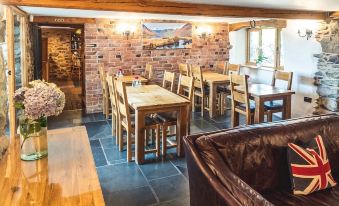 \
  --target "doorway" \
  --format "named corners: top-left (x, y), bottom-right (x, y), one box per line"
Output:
top-left (38, 25), bottom-right (85, 111)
